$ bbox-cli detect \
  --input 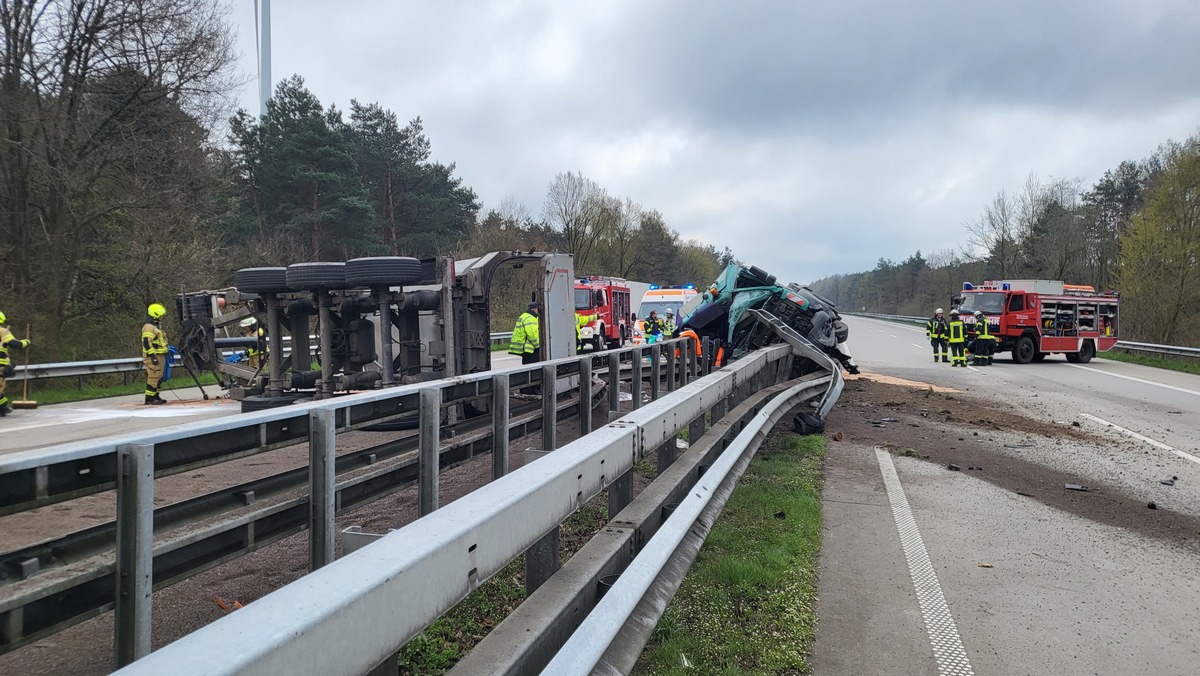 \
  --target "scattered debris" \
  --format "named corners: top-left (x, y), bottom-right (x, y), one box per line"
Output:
top-left (833, 431), bottom-right (844, 441)
top-left (680, 653), bottom-right (693, 668)
top-left (214, 597), bottom-right (243, 612)
top-left (879, 417), bottom-right (899, 423)
top-left (972, 432), bottom-right (979, 437)
top-left (1004, 443), bottom-right (1033, 448)
top-left (947, 463), bottom-right (961, 471)
top-left (774, 511), bottom-right (787, 519)
top-left (1016, 492), bottom-right (1034, 498)
top-left (902, 449), bottom-right (920, 458)
top-left (1160, 478), bottom-right (1175, 486)
top-left (1071, 421), bottom-right (1081, 427)
top-left (1168, 411), bottom-right (1182, 414)
top-left (1148, 502), bottom-right (1158, 510)
top-left (977, 562), bottom-right (993, 568)
top-left (676, 438), bottom-right (690, 449)
top-left (968, 466), bottom-right (984, 471)
top-left (1064, 483), bottom-right (1090, 492)
top-left (619, 392), bottom-right (632, 402)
